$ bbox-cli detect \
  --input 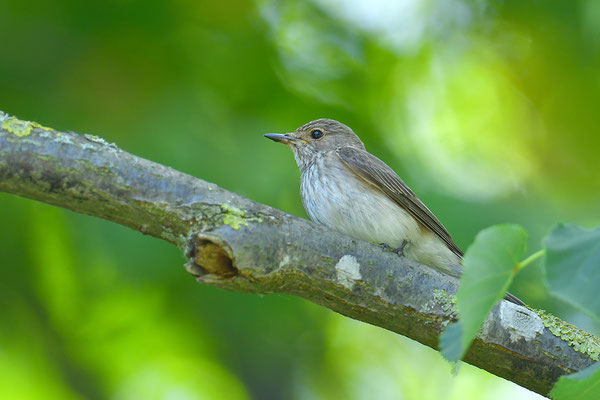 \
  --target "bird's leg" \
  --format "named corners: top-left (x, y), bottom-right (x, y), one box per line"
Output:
top-left (396, 239), bottom-right (409, 256)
